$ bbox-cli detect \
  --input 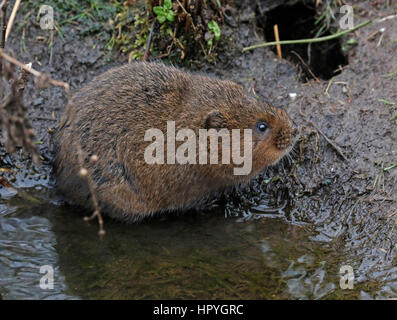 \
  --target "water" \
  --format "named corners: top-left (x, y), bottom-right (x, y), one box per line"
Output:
top-left (0, 188), bottom-right (367, 299)
top-left (0, 163), bottom-right (394, 299)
